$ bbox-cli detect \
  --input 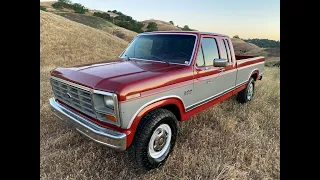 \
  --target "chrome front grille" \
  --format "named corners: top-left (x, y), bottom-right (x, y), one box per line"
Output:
top-left (50, 78), bottom-right (96, 118)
